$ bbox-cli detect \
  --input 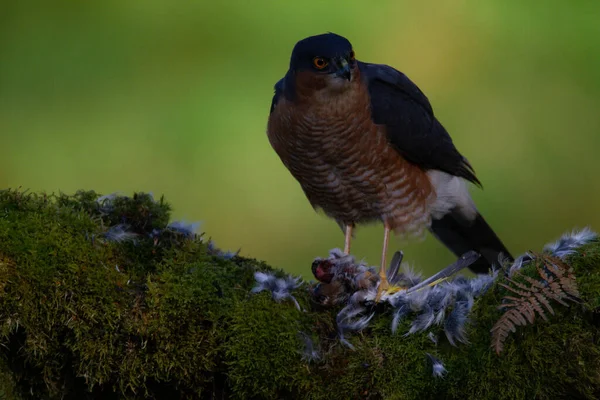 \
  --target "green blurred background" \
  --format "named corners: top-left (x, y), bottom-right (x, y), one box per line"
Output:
top-left (1, 1), bottom-right (599, 278)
